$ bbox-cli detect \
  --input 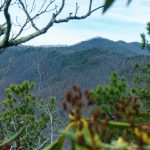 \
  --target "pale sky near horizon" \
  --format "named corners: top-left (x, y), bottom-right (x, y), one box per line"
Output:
top-left (26, 0), bottom-right (150, 46)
